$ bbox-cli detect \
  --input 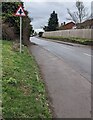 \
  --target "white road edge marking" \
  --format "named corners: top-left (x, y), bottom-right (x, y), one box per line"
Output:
top-left (62, 46), bottom-right (72, 50)
top-left (83, 53), bottom-right (91, 57)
